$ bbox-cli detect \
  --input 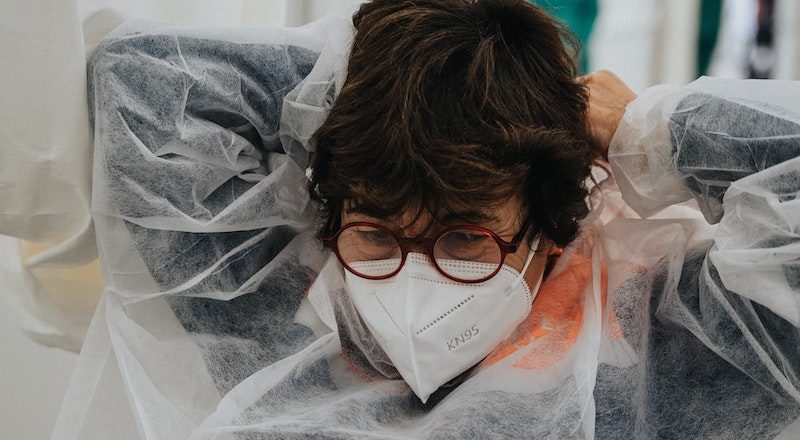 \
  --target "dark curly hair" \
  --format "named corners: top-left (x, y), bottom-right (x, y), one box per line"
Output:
top-left (309, 0), bottom-right (593, 248)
